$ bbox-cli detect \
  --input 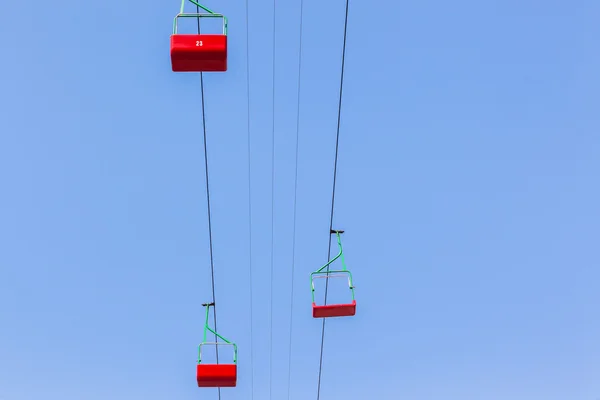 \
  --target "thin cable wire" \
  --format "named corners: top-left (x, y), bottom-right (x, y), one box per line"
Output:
top-left (316, 0), bottom-right (351, 398)
top-left (245, 0), bottom-right (255, 397)
top-left (196, 8), bottom-right (220, 400)
top-left (269, 0), bottom-right (276, 398)
top-left (286, 0), bottom-right (304, 397)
